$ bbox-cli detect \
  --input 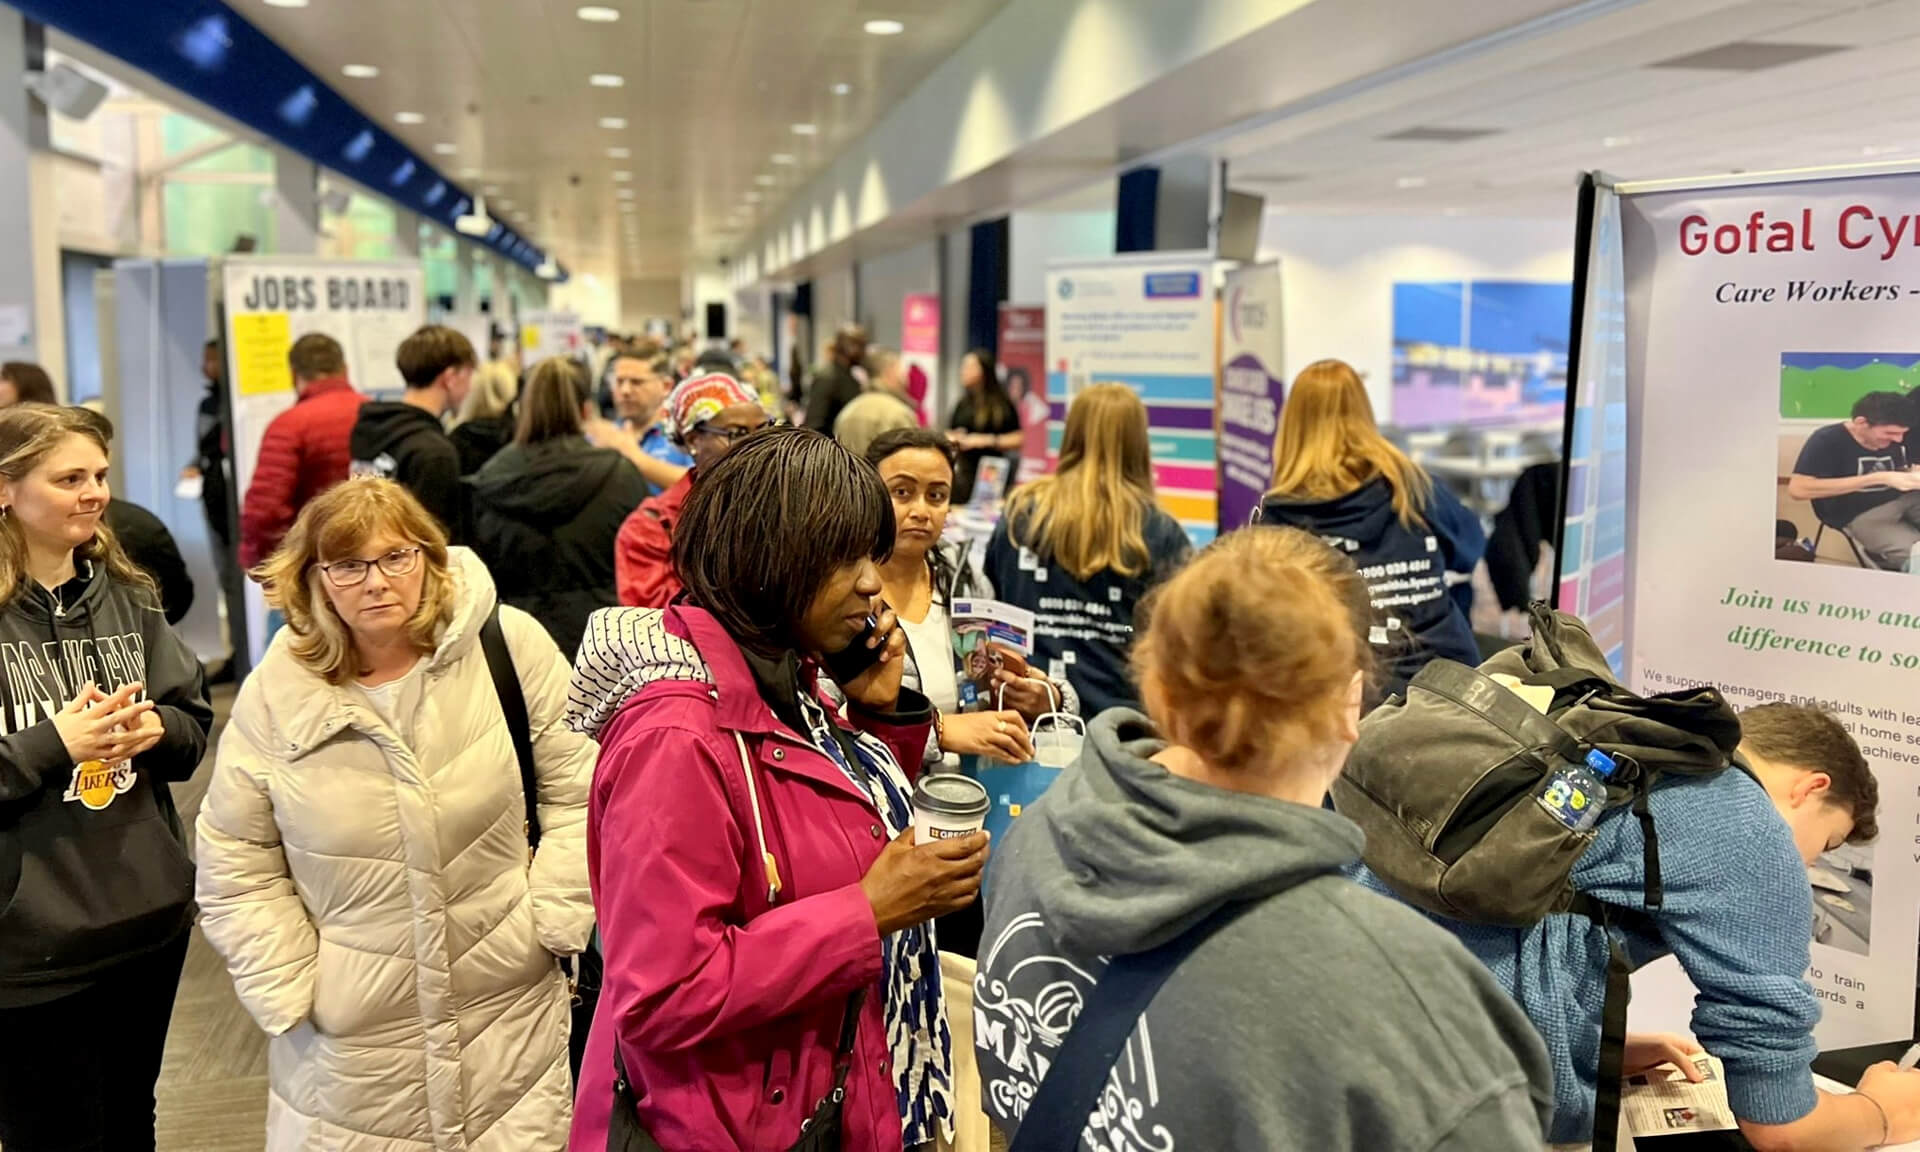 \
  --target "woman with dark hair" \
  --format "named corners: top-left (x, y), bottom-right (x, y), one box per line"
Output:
top-left (467, 356), bottom-right (647, 654)
top-left (566, 428), bottom-right (987, 1152)
top-left (863, 426), bottom-right (1076, 777)
top-left (0, 362), bottom-right (56, 408)
top-left (946, 348), bottom-right (1022, 504)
